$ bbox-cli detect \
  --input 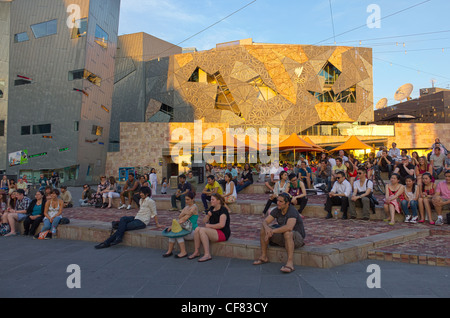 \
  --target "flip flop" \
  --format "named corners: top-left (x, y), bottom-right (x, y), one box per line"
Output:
top-left (198, 256), bottom-right (212, 262)
top-left (280, 265), bottom-right (295, 273)
top-left (253, 258), bottom-right (269, 265)
top-left (175, 253), bottom-right (187, 259)
top-left (188, 254), bottom-right (200, 260)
